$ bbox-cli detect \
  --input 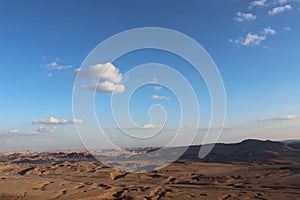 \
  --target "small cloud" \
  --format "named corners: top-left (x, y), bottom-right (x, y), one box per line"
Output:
top-left (151, 95), bottom-right (170, 100)
top-left (75, 63), bottom-right (125, 94)
top-left (8, 129), bottom-right (19, 134)
top-left (230, 33), bottom-right (266, 47)
top-left (67, 118), bottom-right (83, 124)
top-left (268, 5), bottom-right (292, 15)
top-left (42, 56), bottom-right (47, 60)
top-left (48, 73), bottom-right (53, 77)
top-left (142, 124), bottom-right (162, 129)
top-left (263, 27), bottom-right (276, 35)
top-left (0, 129), bottom-right (41, 136)
top-left (46, 61), bottom-right (72, 70)
top-left (36, 126), bottom-right (56, 133)
top-left (32, 117), bottom-right (83, 125)
top-left (230, 27), bottom-right (276, 47)
top-left (250, 0), bottom-right (267, 8)
top-left (259, 114), bottom-right (300, 121)
top-left (154, 85), bottom-right (162, 91)
top-left (283, 26), bottom-right (291, 31)
top-left (234, 12), bottom-right (257, 22)
top-left (278, 0), bottom-right (288, 5)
